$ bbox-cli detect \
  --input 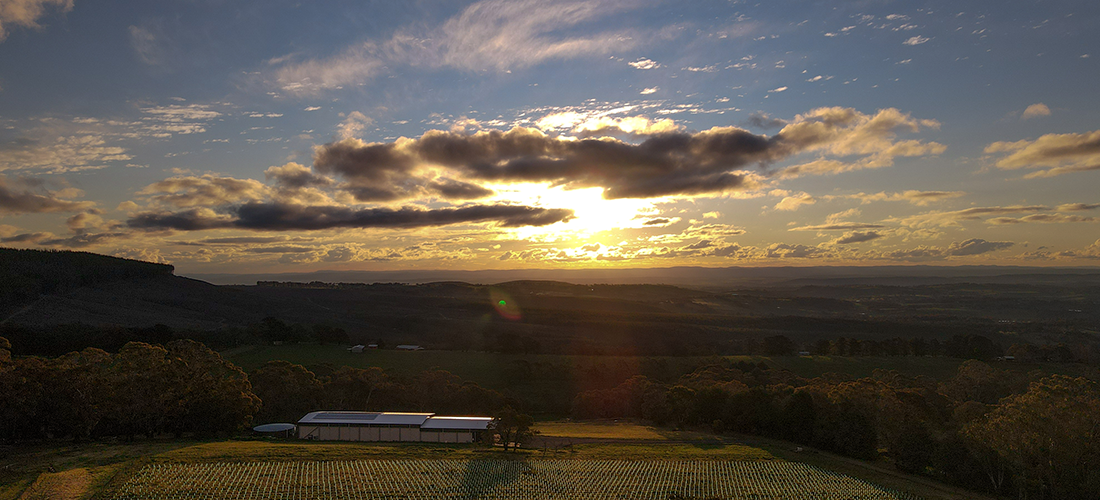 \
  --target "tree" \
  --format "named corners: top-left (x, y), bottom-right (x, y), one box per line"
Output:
top-left (488, 407), bottom-right (535, 451)
top-left (104, 342), bottom-right (175, 439)
top-left (763, 335), bottom-right (795, 356)
top-left (250, 360), bottom-right (323, 423)
top-left (164, 340), bottom-right (260, 436)
top-left (965, 375), bottom-right (1100, 499)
